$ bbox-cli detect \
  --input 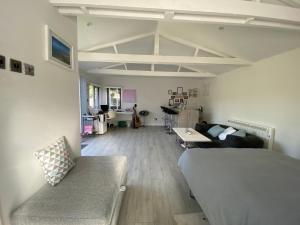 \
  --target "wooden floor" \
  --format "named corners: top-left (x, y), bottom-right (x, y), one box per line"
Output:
top-left (81, 126), bottom-right (201, 225)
